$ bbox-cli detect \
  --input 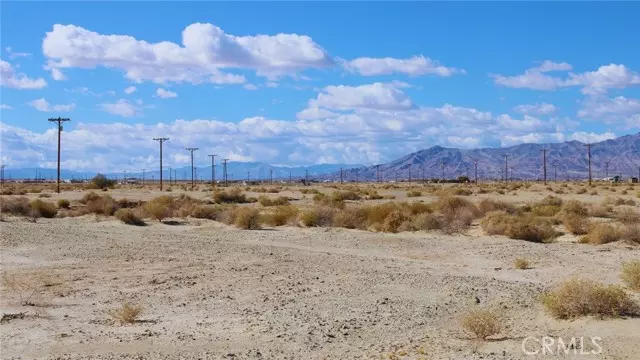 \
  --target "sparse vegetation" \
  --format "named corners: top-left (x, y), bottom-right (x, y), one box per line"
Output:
top-left (28, 199), bottom-right (58, 218)
top-left (541, 278), bottom-right (639, 319)
top-left (459, 308), bottom-right (502, 340)
top-left (263, 205), bottom-right (298, 226)
top-left (213, 189), bottom-right (249, 204)
top-left (580, 223), bottom-right (621, 244)
top-left (57, 199), bottom-right (71, 209)
top-left (621, 260), bottom-right (640, 291)
top-left (88, 173), bottom-right (116, 190)
top-left (110, 303), bottom-right (143, 324)
top-left (114, 208), bottom-right (145, 226)
top-left (258, 195), bottom-right (289, 206)
top-left (481, 211), bottom-right (559, 243)
top-left (514, 258), bottom-right (529, 269)
top-left (232, 207), bottom-right (262, 230)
